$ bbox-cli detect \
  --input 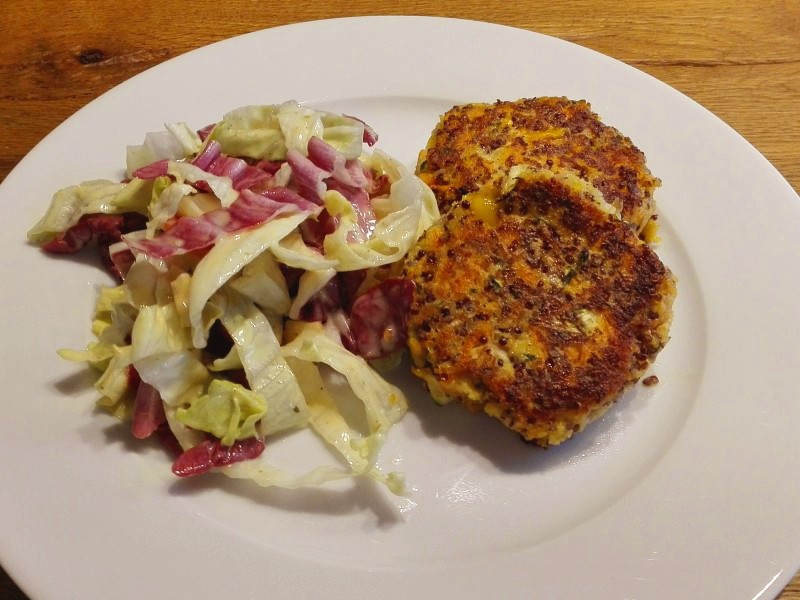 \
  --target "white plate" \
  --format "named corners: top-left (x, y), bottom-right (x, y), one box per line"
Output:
top-left (1, 16), bottom-right (799, 600)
